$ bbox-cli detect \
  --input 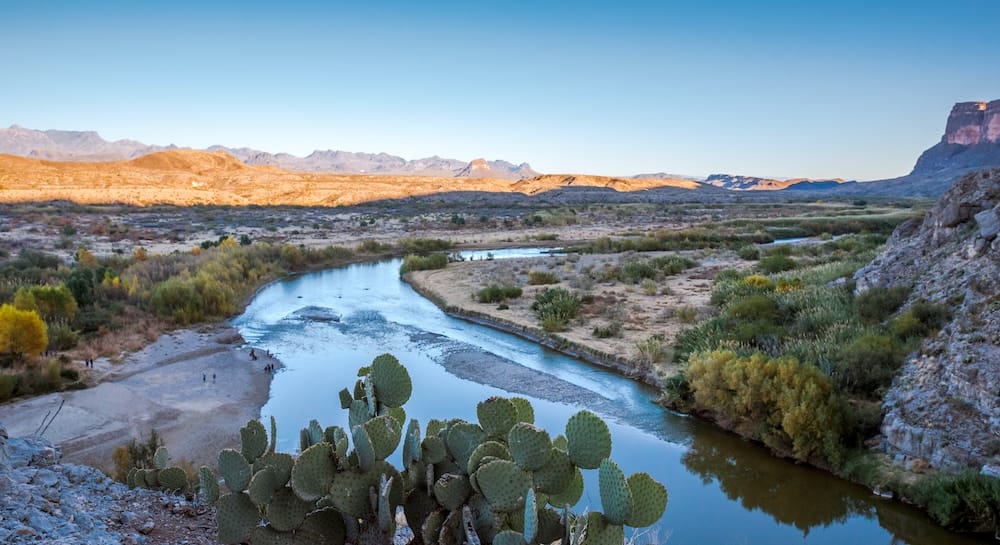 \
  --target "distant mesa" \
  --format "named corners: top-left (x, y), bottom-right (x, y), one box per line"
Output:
top-left (0, 125), bottom-right (537, 180)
